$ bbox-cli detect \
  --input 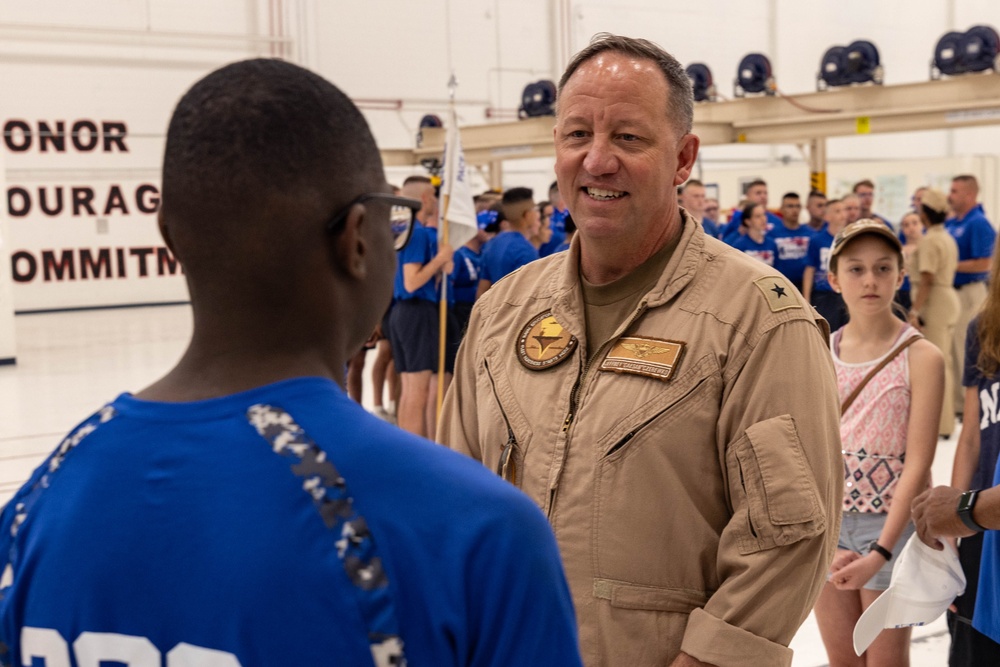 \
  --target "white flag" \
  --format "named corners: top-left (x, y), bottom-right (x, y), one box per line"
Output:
top-left (440, 106), bottom-right (478, 249)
